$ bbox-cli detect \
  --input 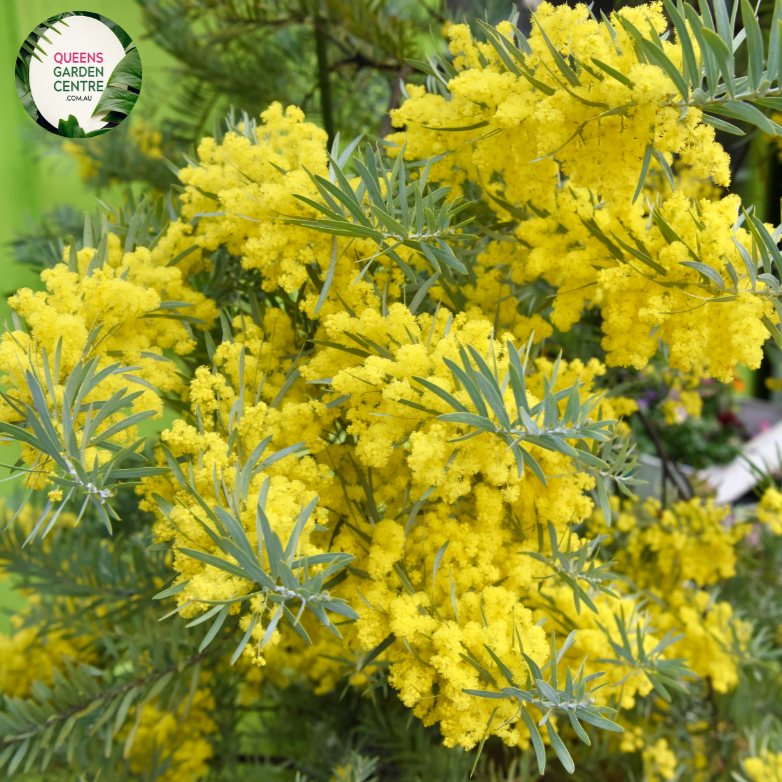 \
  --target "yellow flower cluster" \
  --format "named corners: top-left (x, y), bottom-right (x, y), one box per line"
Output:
top-left (611, 497), bottom-right (752, 692)
top-left (308, 304), bottom-right (611, 505)
top-left (0, 230), bottom-right (217, 488)
top-left (389, 3), bottom-right (729, 207)
top-left (140, 295), bottom-right (751, 750)
top-left (129, 120), bottom-right (164, 160)
top-left (745, 752), bottom-right (782, 782)
top-left (616, 497), bottom-right (748, 590)
top-left (642, 737), bottom-right (678, 781)
top-left (62, 140), bottom-right (100, 179)
top-left (144, 312), bottom-right (335, 622)
top-left (177, 104), bottom-right (326, 286)
top-left (127, 688), bottom-right (217, 782)
top-left (757, 486), bottom-right (782, 535)
top-left (385, 5), bottom-right (779, 383)
top-left (0, 619), bottom-right (87, 699)
top-left (433, 180), bottom-right (772, 382)
top-left (139, 300), bottom-right (626, 748)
